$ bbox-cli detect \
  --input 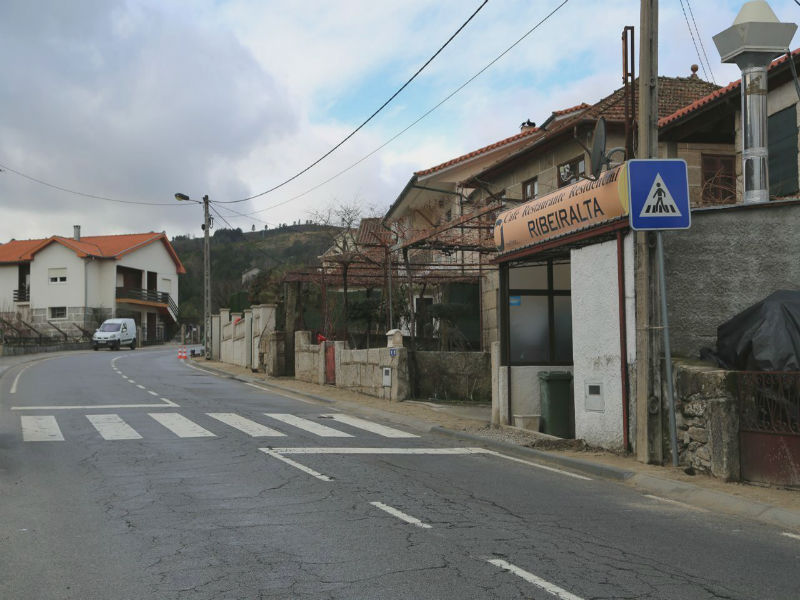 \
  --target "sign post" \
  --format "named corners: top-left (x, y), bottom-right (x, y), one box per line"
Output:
top-left (628, 159), bottom-right (690, 467)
